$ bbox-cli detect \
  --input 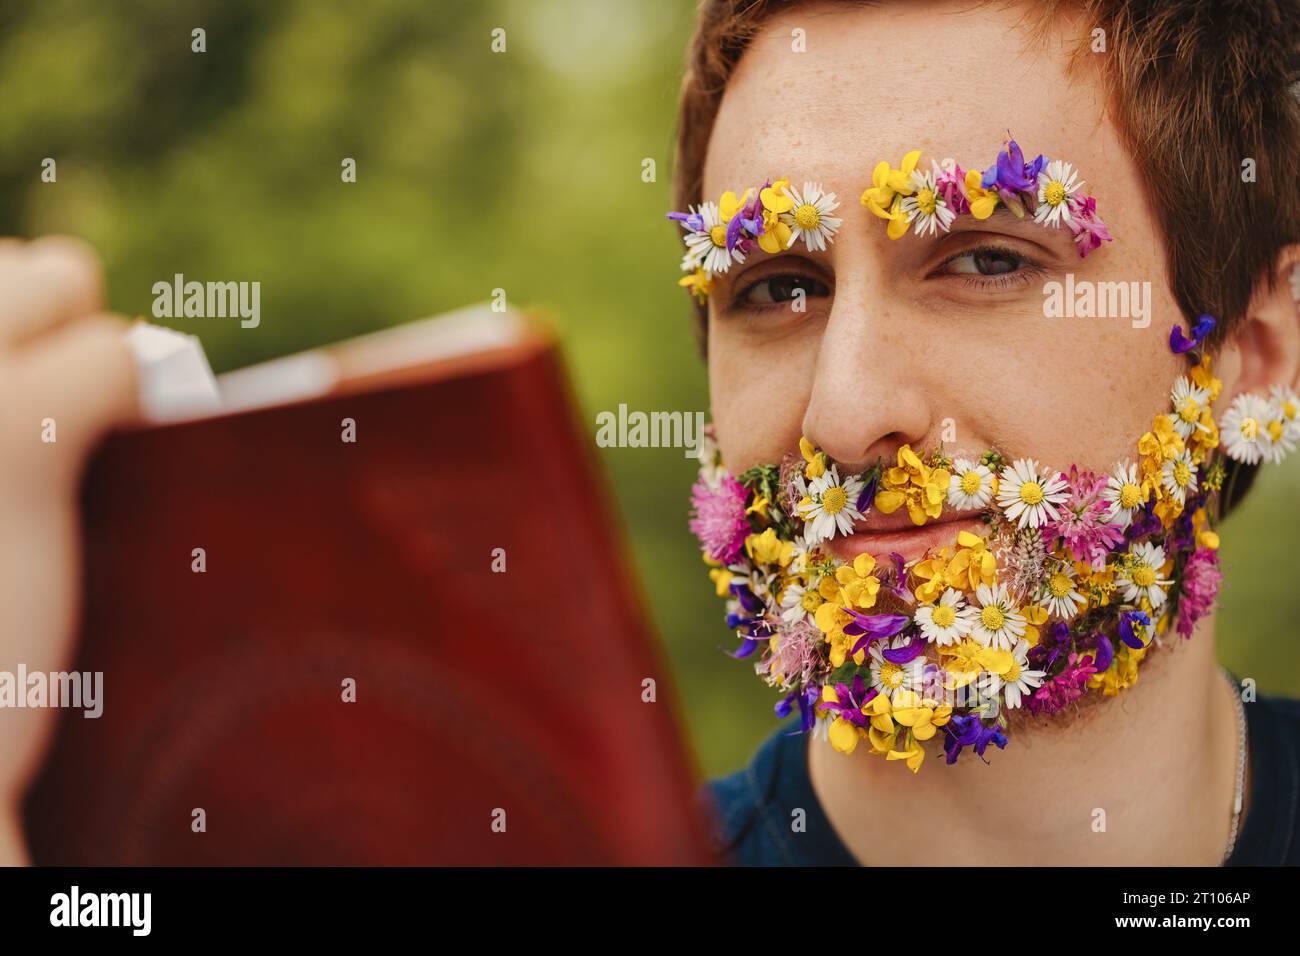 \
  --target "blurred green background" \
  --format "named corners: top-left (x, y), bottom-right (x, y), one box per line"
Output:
top-left (2, 0), bottom-right (1297, 777)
